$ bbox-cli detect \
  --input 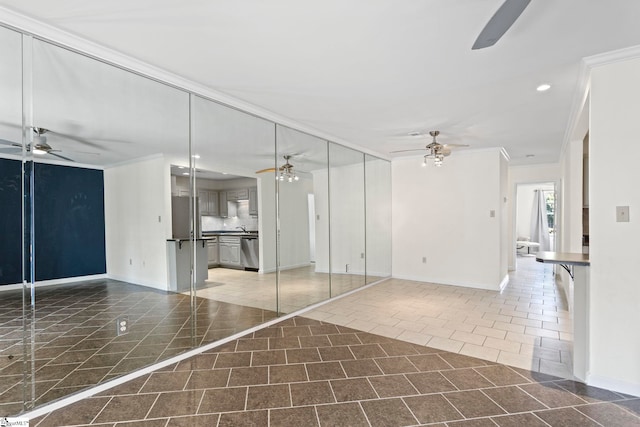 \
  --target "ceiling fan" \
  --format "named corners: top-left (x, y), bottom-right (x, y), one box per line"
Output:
top-left (391, 131), bottom-right (468, 167)
top-left (0, 127), bottom-right (99, 162)
top-left (472, 0), bottom-right (531, 50)
top-left (256, 155), bottom-right (300, 182)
